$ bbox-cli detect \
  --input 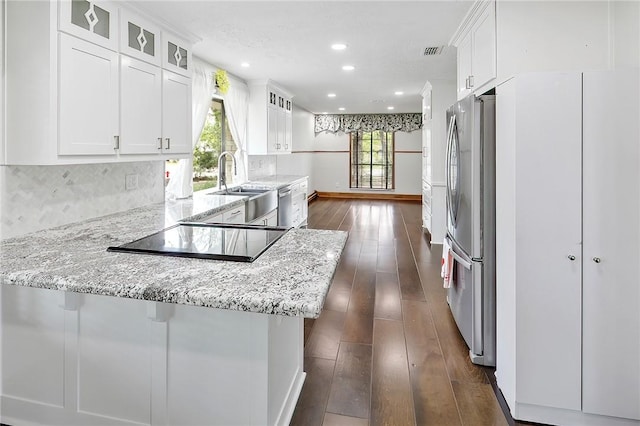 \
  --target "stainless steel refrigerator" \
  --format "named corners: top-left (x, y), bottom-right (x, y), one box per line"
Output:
top-left (445, 94), bottom-right (496, 367)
